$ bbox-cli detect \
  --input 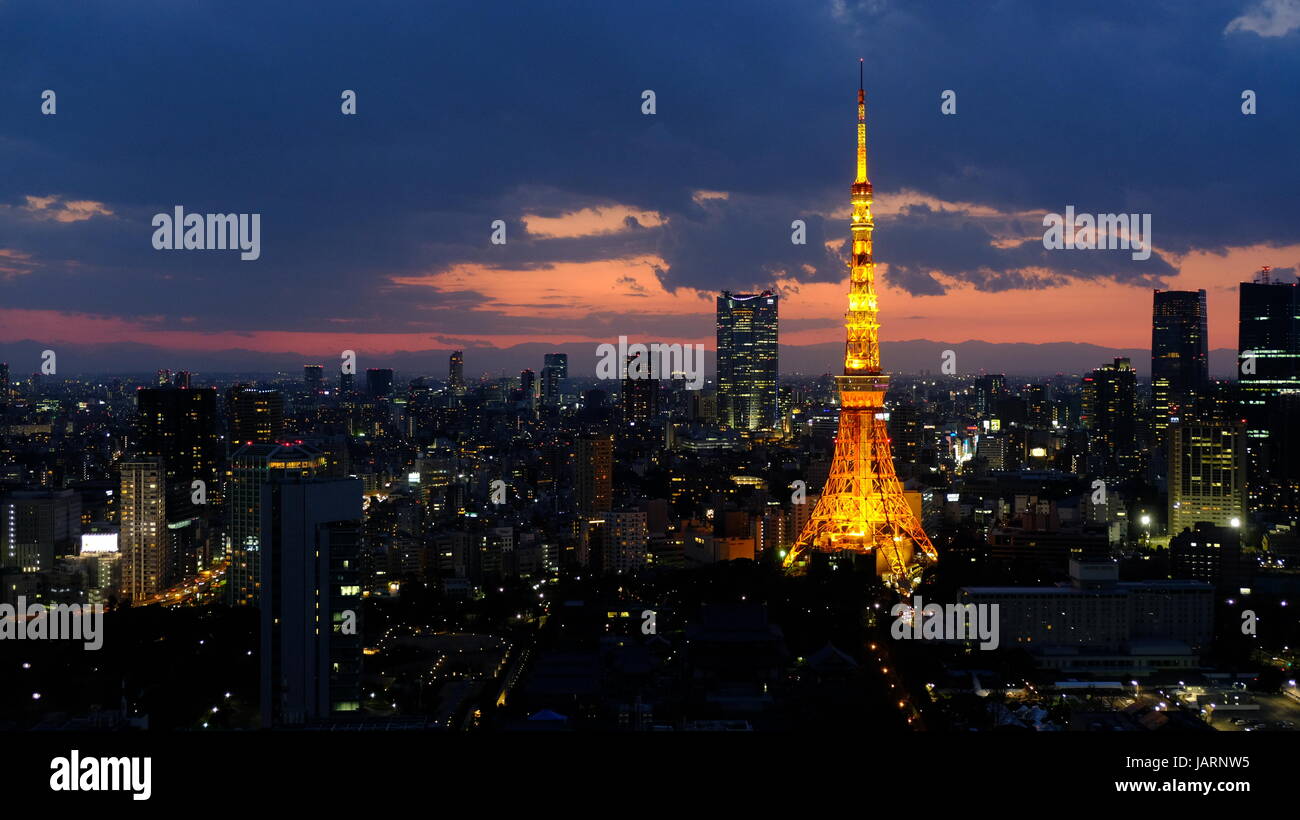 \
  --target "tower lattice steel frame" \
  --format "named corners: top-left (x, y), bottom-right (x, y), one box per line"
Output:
top-left (783, 64), bottom-right (938, 593)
